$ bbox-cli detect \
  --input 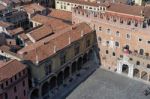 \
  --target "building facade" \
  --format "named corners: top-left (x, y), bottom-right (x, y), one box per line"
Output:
top-left (17, 22), bottom-right (98, 99)
top-left (71, 3), bottom-right (150, 83)
top-left (0, 60), bottom-right (28, 99)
